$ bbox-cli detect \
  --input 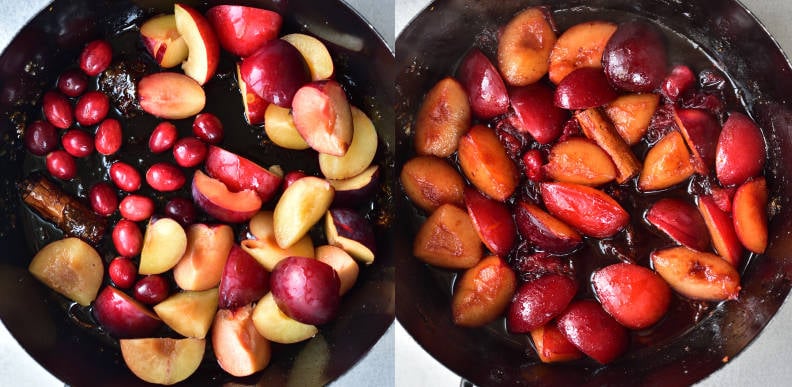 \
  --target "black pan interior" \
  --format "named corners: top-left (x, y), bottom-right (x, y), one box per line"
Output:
top-left (0, 0), bottom-right (395, 386)
top-left (396, 0), bottom-right (792, 385)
